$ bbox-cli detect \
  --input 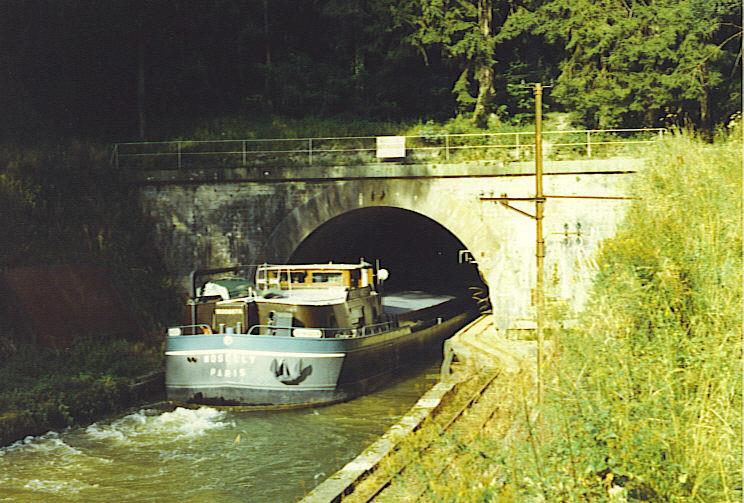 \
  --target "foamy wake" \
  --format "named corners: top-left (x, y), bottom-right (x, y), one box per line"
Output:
top-left (0, 408), bottom-right (231, 498)
top-left (85, 407), bottom-right (232, 444)
top-left (0, 431), bottom-right (115, 472)
top-left (152, 407), bottom-right (232, 437)
top-left (1, 431), bottom-right (81, 457)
